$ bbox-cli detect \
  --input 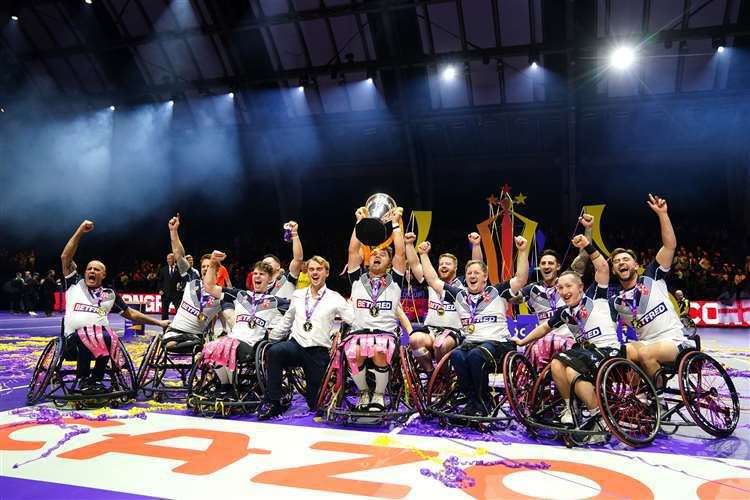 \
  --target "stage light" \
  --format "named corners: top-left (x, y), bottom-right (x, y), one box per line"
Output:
top-left (717, 46), bottom-right (725, 53)
top-left (531, 61), bottom-right (538, 69)
top-left (109, 105), bottom-right (116, 111)
top-left (297, 86), bottom-right (304, 93)
top-left (441, 65), bottom-right (457, 81)
top-left (228, 92), bottom-right (234, 98)
top-left (0, 108), bottom-right (5, 113)
top-left (367, 78), bottom-right (373, 84)
top-left (11, 15), bottom-right (19, 21)
top-left (609, 46), bottom-right (635, 70)
top-left (84, 0), bottom-right (93, 5)
top-left (168, 100), bottom-right (174, 106)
